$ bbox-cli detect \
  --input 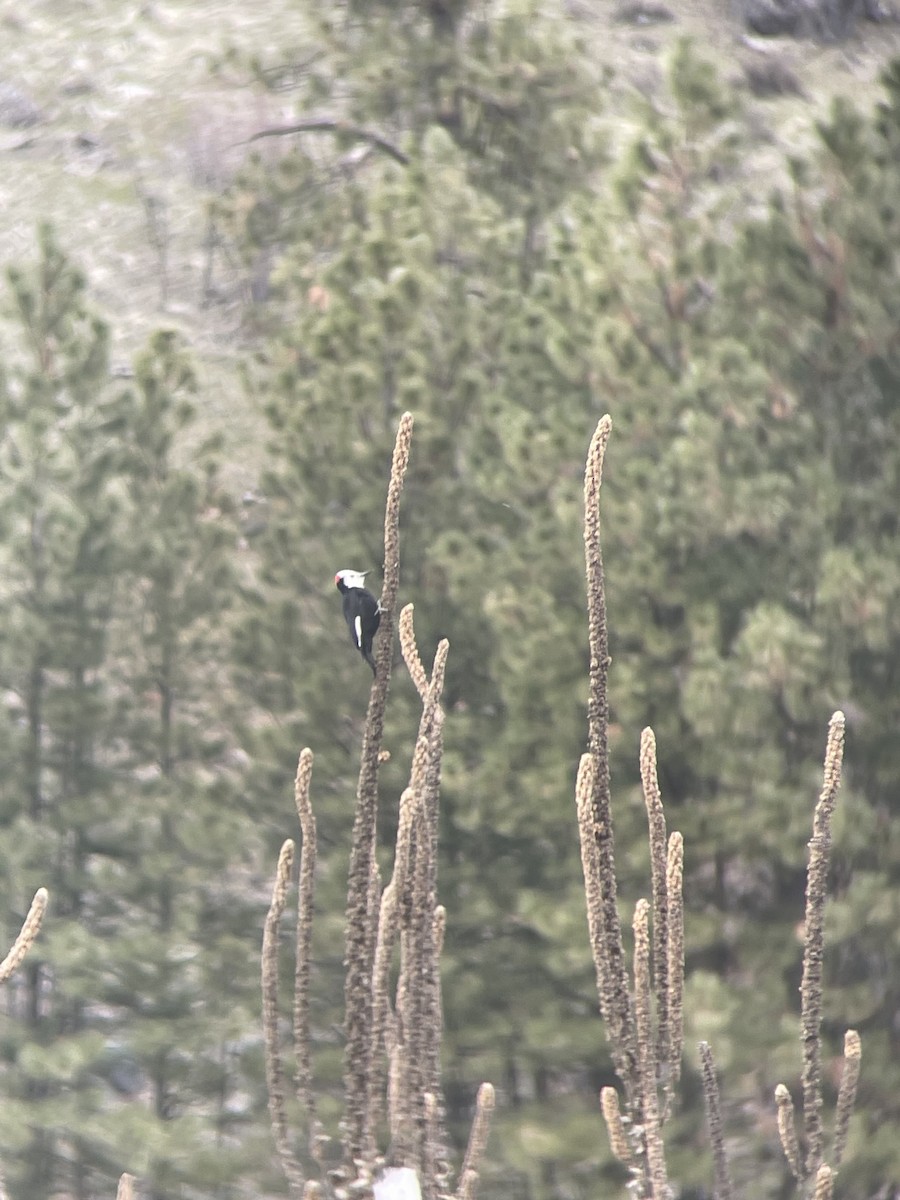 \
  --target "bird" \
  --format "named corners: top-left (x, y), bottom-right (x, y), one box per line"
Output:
top-left (334, 569), bottom-right (381, 674)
